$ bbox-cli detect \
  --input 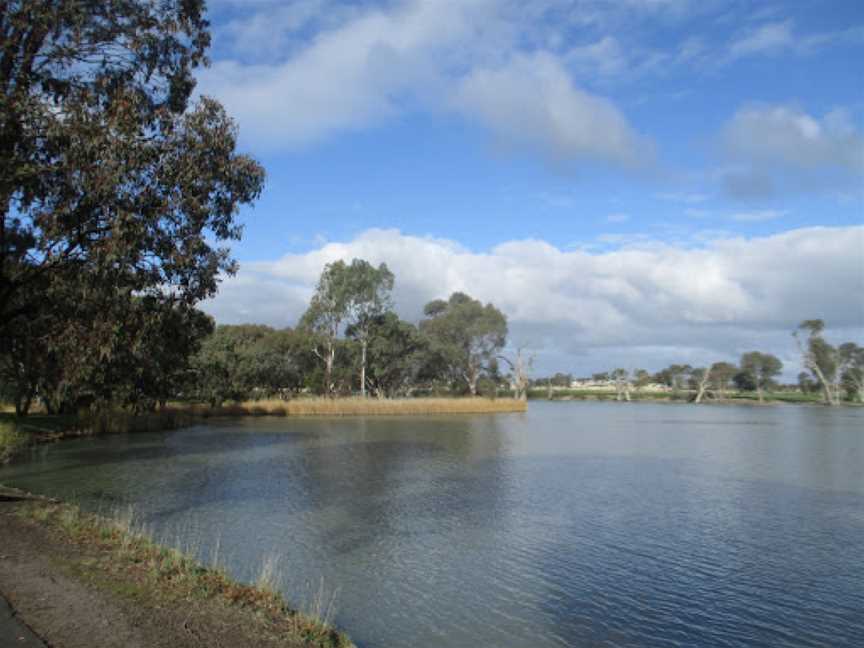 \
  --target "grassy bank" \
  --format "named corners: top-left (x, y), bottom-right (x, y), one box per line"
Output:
top-left (5, 488), bottom-right (353, 648)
